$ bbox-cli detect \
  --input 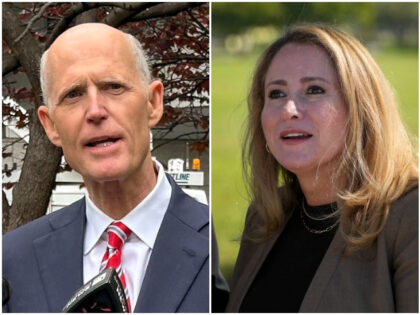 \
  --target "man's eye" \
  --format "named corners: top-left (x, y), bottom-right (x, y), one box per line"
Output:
top-left (307, 86), bottom-right (325, 95)
top-left (110, 83), bottom-right (122, 89)
top-left (106, 83), bottom-right (123, 90)
top-left (66, 90), bottom-right (82, 99)
top-left (268, 89), bottom-right (285, 99)
top-left (104, 83), bottom-right (124, 94)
